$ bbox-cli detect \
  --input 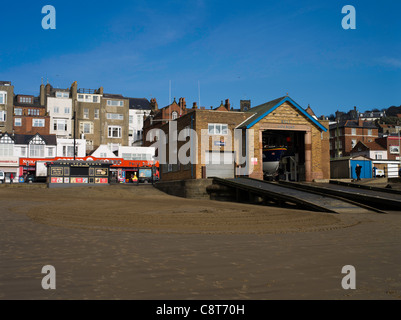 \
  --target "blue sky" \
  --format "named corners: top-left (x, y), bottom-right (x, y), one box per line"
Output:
top-left (0, 0), bottom-right (400, 117)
